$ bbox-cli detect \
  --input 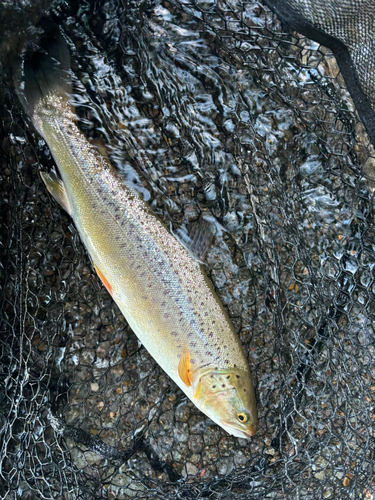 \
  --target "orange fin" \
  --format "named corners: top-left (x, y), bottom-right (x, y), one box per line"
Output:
top-left (94, 265), bottom-right (113, 296)
top-left (178, 351), bottom-right (192, 387)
